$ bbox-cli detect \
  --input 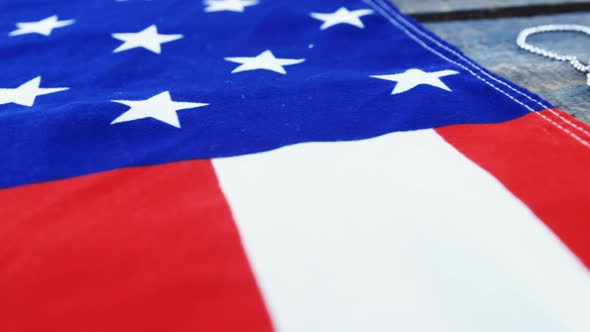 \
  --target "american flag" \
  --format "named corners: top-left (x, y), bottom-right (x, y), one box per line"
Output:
top-left (1, 0), bottom-right (590, 331)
